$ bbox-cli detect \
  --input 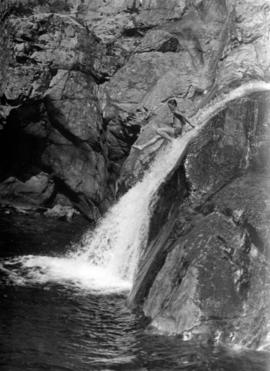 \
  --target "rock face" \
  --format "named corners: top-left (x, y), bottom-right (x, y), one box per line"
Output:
top-left (0, 0), bottom-right (236, 215)
top-left (1, 0), bottom-right (270, 348)
top-left (0, 172), bottom-right (54, 208)
top-left (143, 189), bottom-right (268, 346)
top-left (129, 93), bottom-right (270, 347)
top-left (0, 2), bottom-right (129, 219)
